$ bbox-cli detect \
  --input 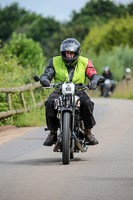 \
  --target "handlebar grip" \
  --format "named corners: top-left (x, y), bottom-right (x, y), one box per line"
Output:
top-left (98, 75), bottom-right (105, 83)
top-left (34, 75), bottom-right (40, 82)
